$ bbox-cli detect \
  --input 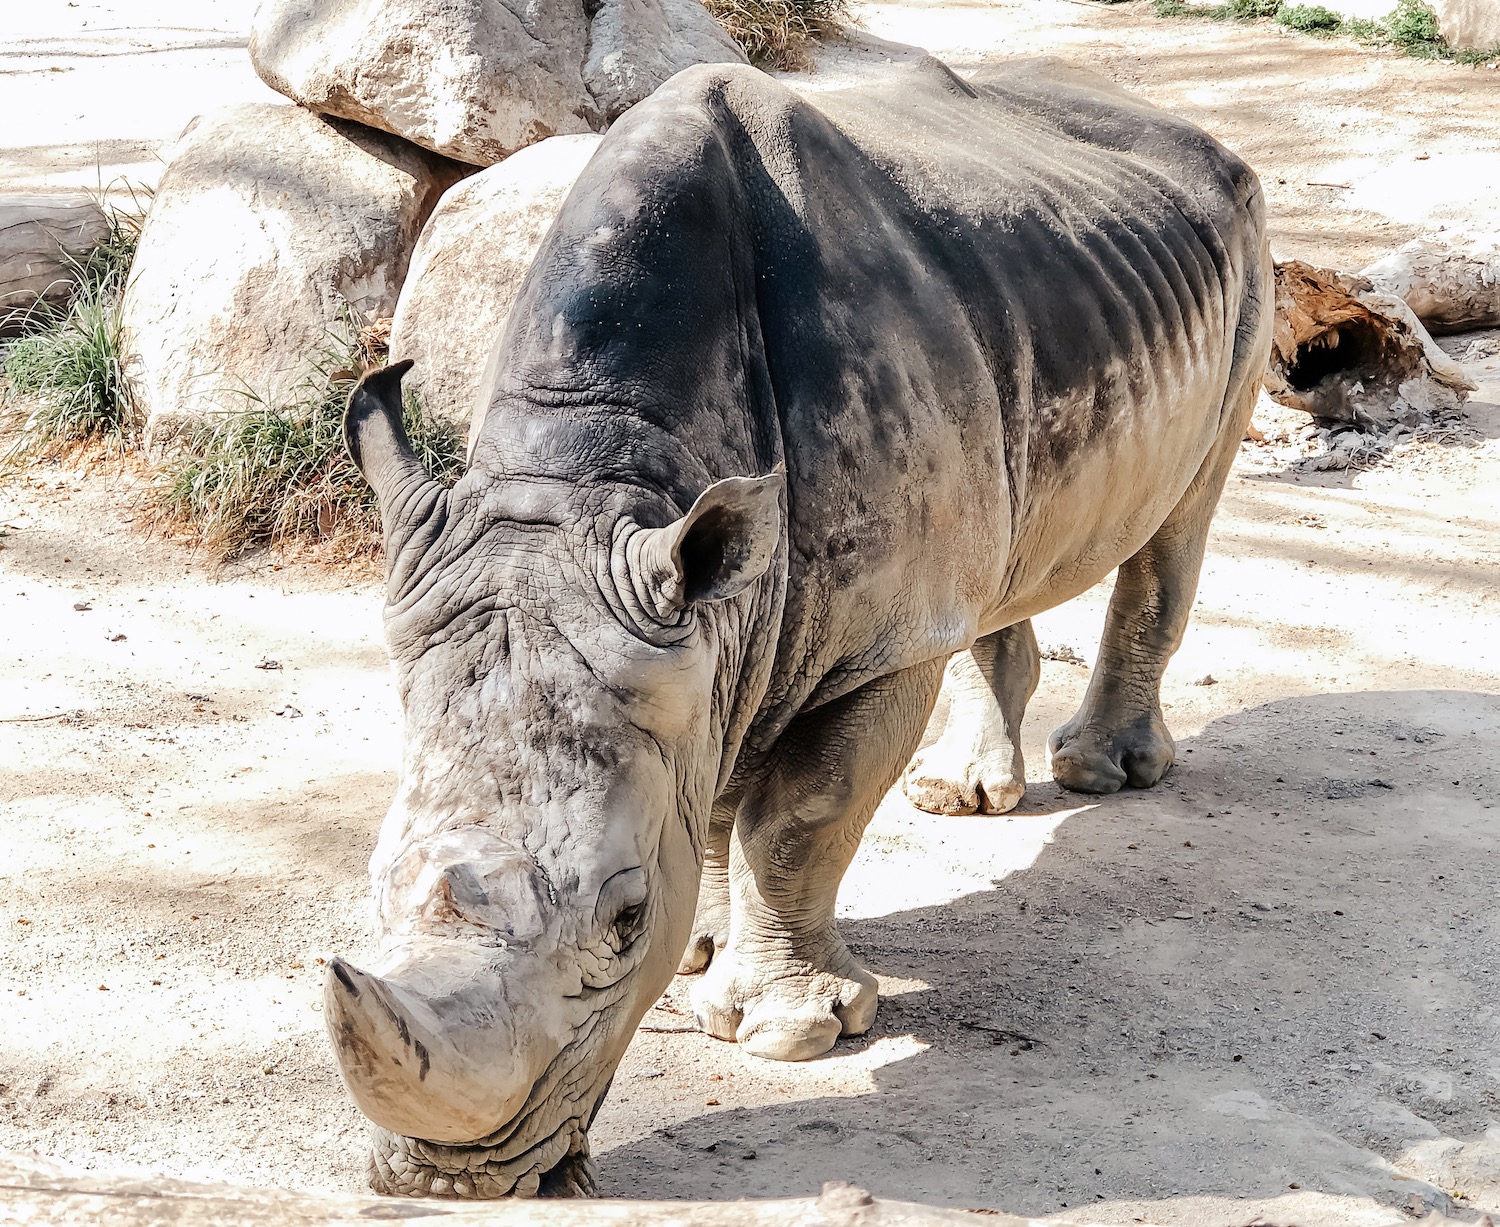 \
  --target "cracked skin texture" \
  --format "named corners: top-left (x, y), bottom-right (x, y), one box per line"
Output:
top-left (332, 56), bottom-right (1272, 1198)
